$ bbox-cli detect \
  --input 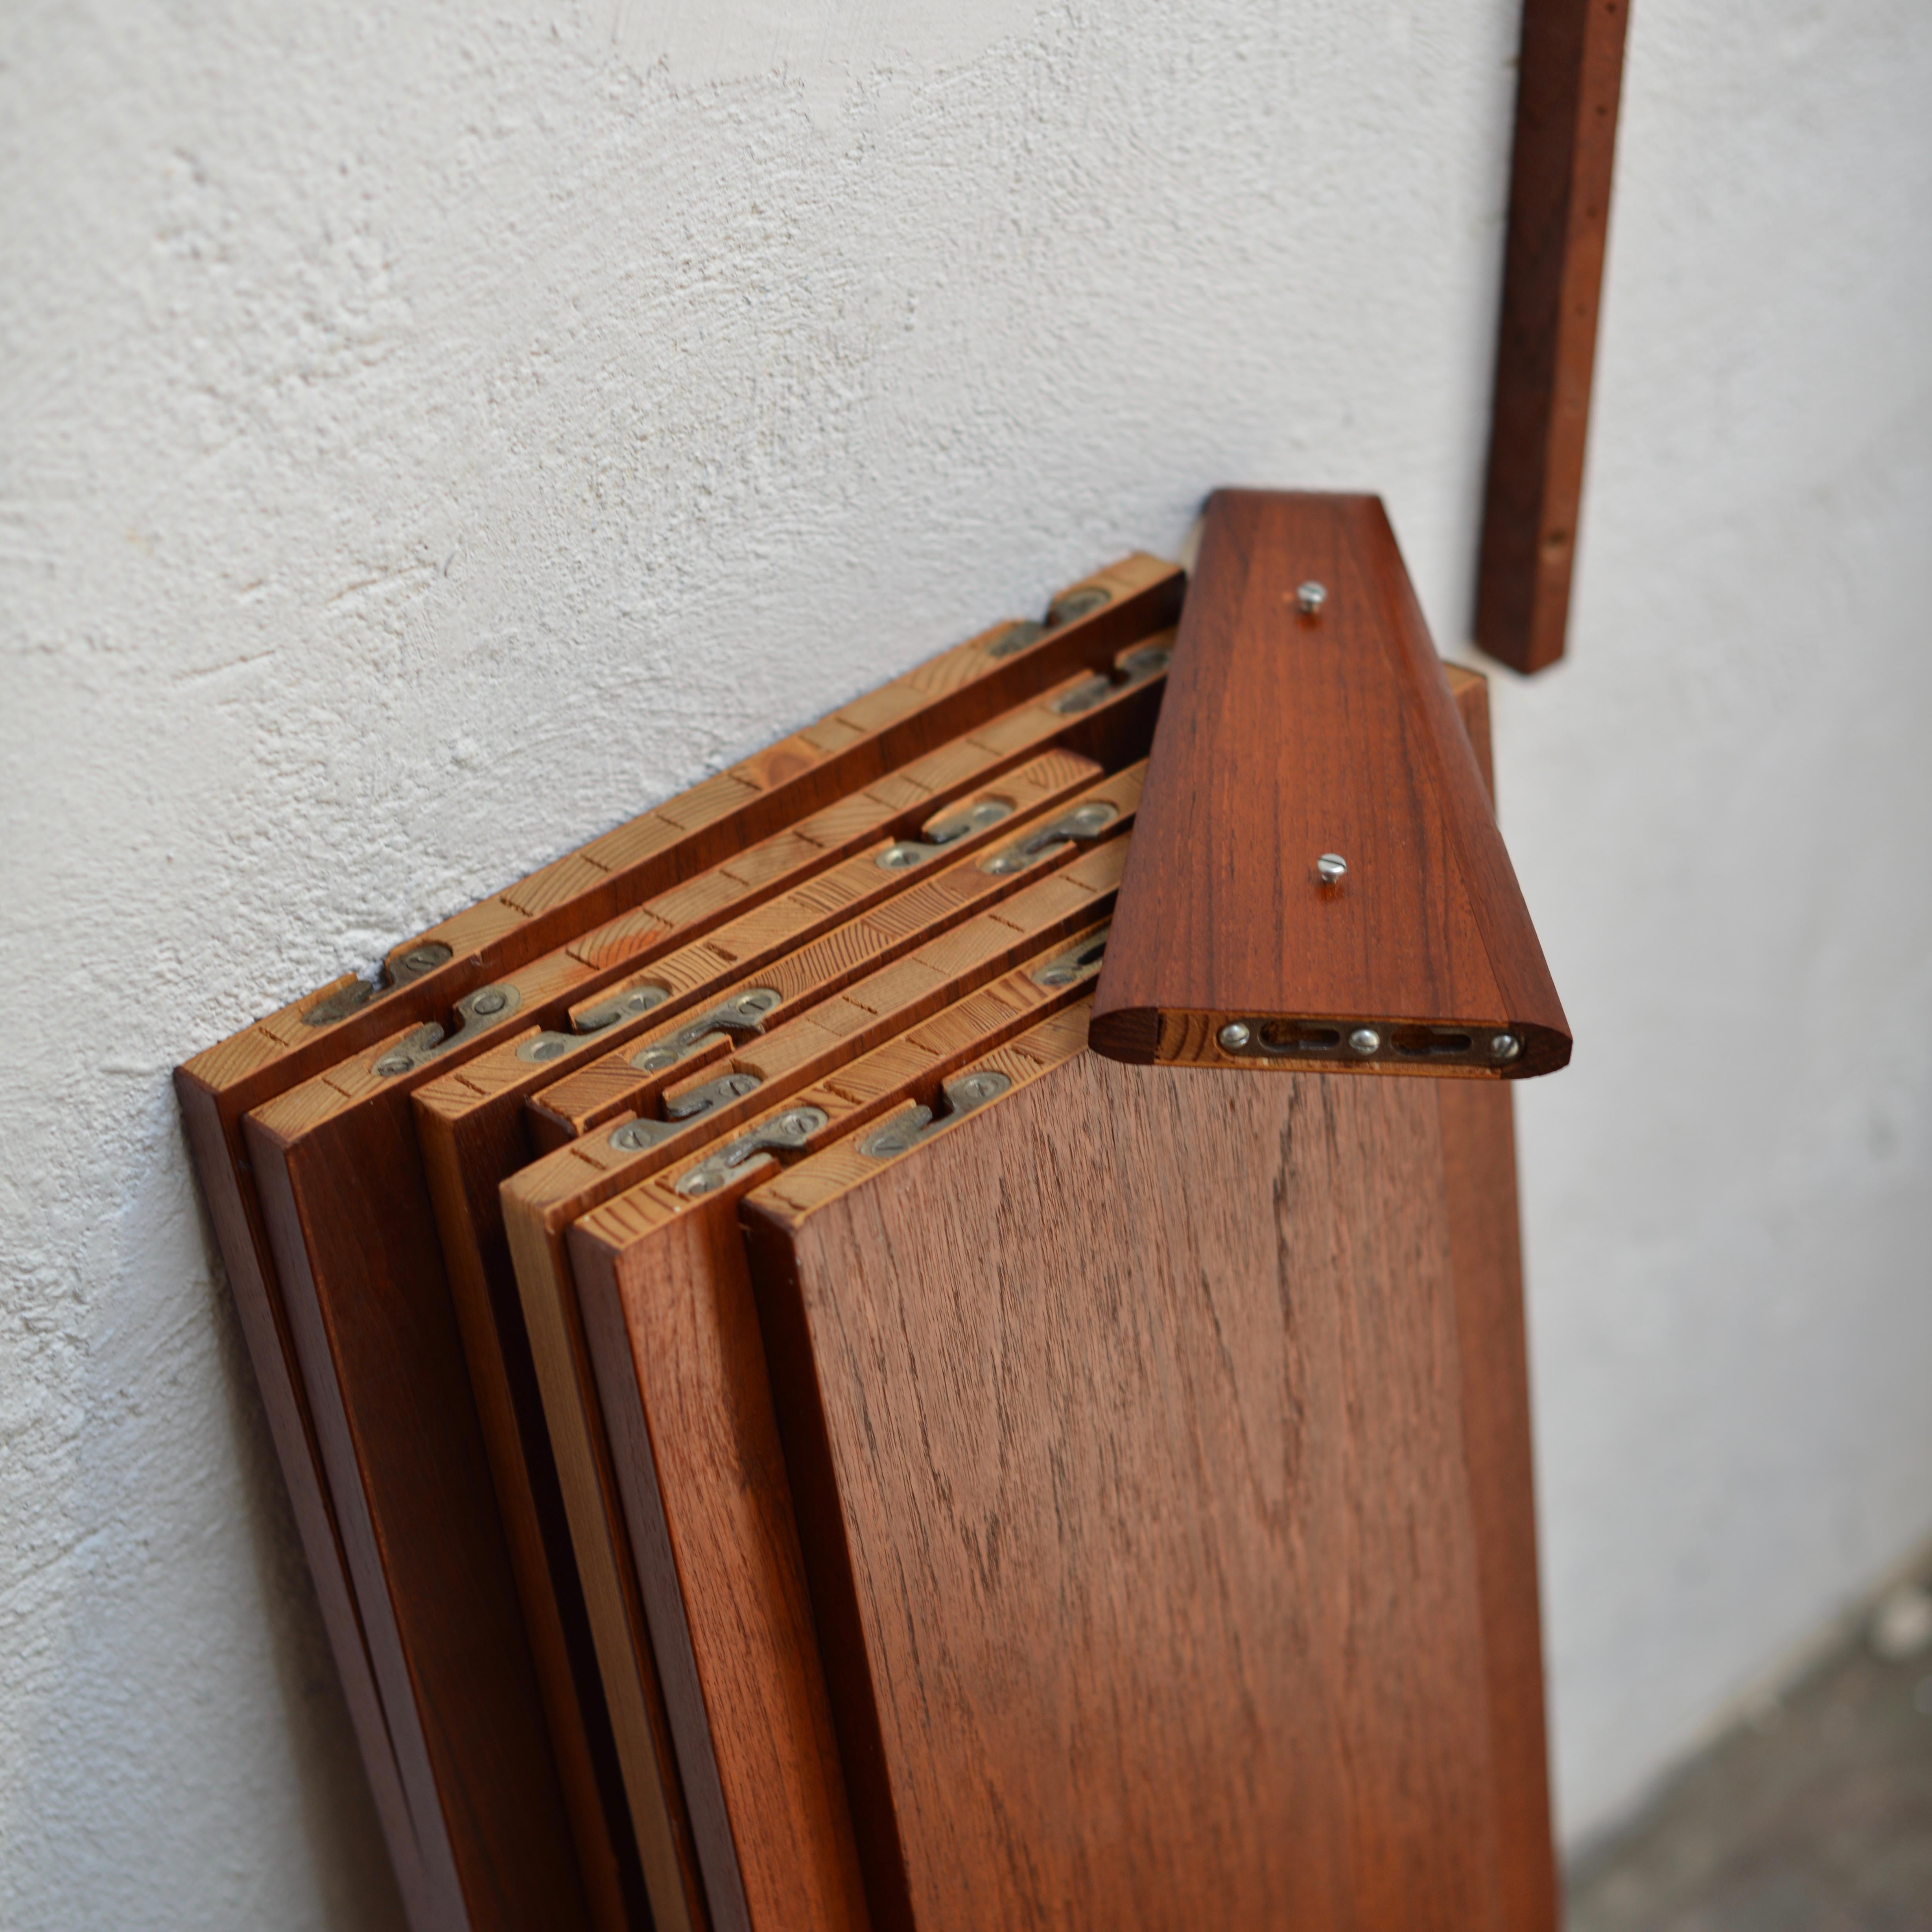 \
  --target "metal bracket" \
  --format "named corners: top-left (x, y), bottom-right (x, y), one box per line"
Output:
top-left (981, 583), bottom-right (1115, 660)
top-left (673, 1104), bottom-right (831, 1196)
top-left (1046, 639), bottom-right (1171, 716)
top-left (875, 796), bottom-right (1014, 872)
top-left (981, 800), bottom-right (1118, 877)
top-left (574, 980), bottom-right (673, 1035)
top-left (371, 982), bottom-right (522, 1078)
top-left (630, 988), bottom-right (782, 1074)
top-left (664, 1069), bottom-right (763, 1120)
top-left (605, 1071), bottom-right (763, 1154)
top-left (301, 940), bottom-right (456, 1028)
top-left (857, 1067), bottom-right (1013, 1159)
top-left (1032, 924), bottom-right (1110, 988)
